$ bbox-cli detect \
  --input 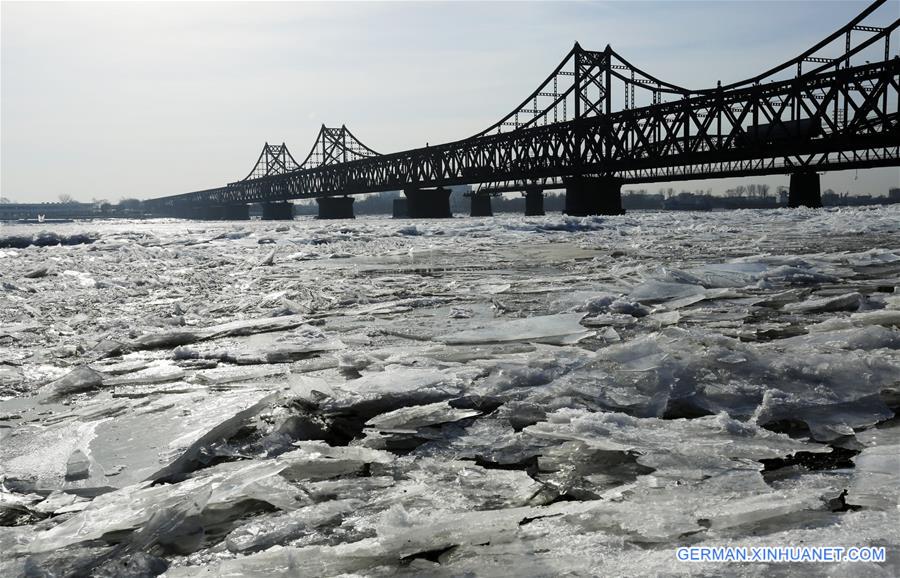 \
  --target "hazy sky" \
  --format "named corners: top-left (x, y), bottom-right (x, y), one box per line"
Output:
top-left (2, 0), bottom-right (898, 202)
